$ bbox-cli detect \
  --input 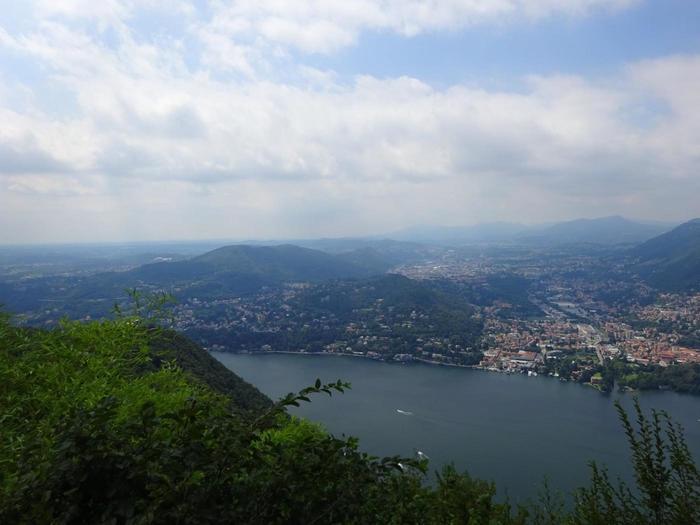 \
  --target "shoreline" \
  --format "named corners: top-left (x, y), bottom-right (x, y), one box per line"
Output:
top-left (214, 349), bottom-right (496, 371)
top-left (210, 350), bottom-right (700, 397)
